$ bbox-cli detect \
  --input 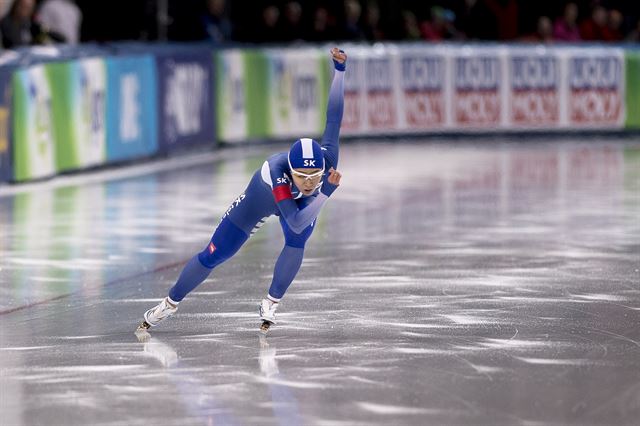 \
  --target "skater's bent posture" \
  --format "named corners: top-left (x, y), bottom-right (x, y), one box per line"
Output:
top-left (137, 48), bottom-right (347, 333)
